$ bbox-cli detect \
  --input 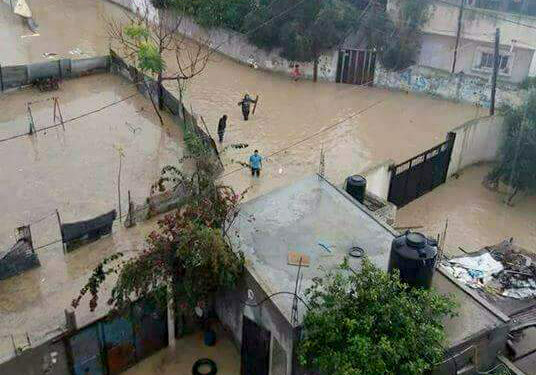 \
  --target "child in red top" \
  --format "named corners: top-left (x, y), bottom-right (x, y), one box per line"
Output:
top-left (291, 64), bottom-right (302, 81)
